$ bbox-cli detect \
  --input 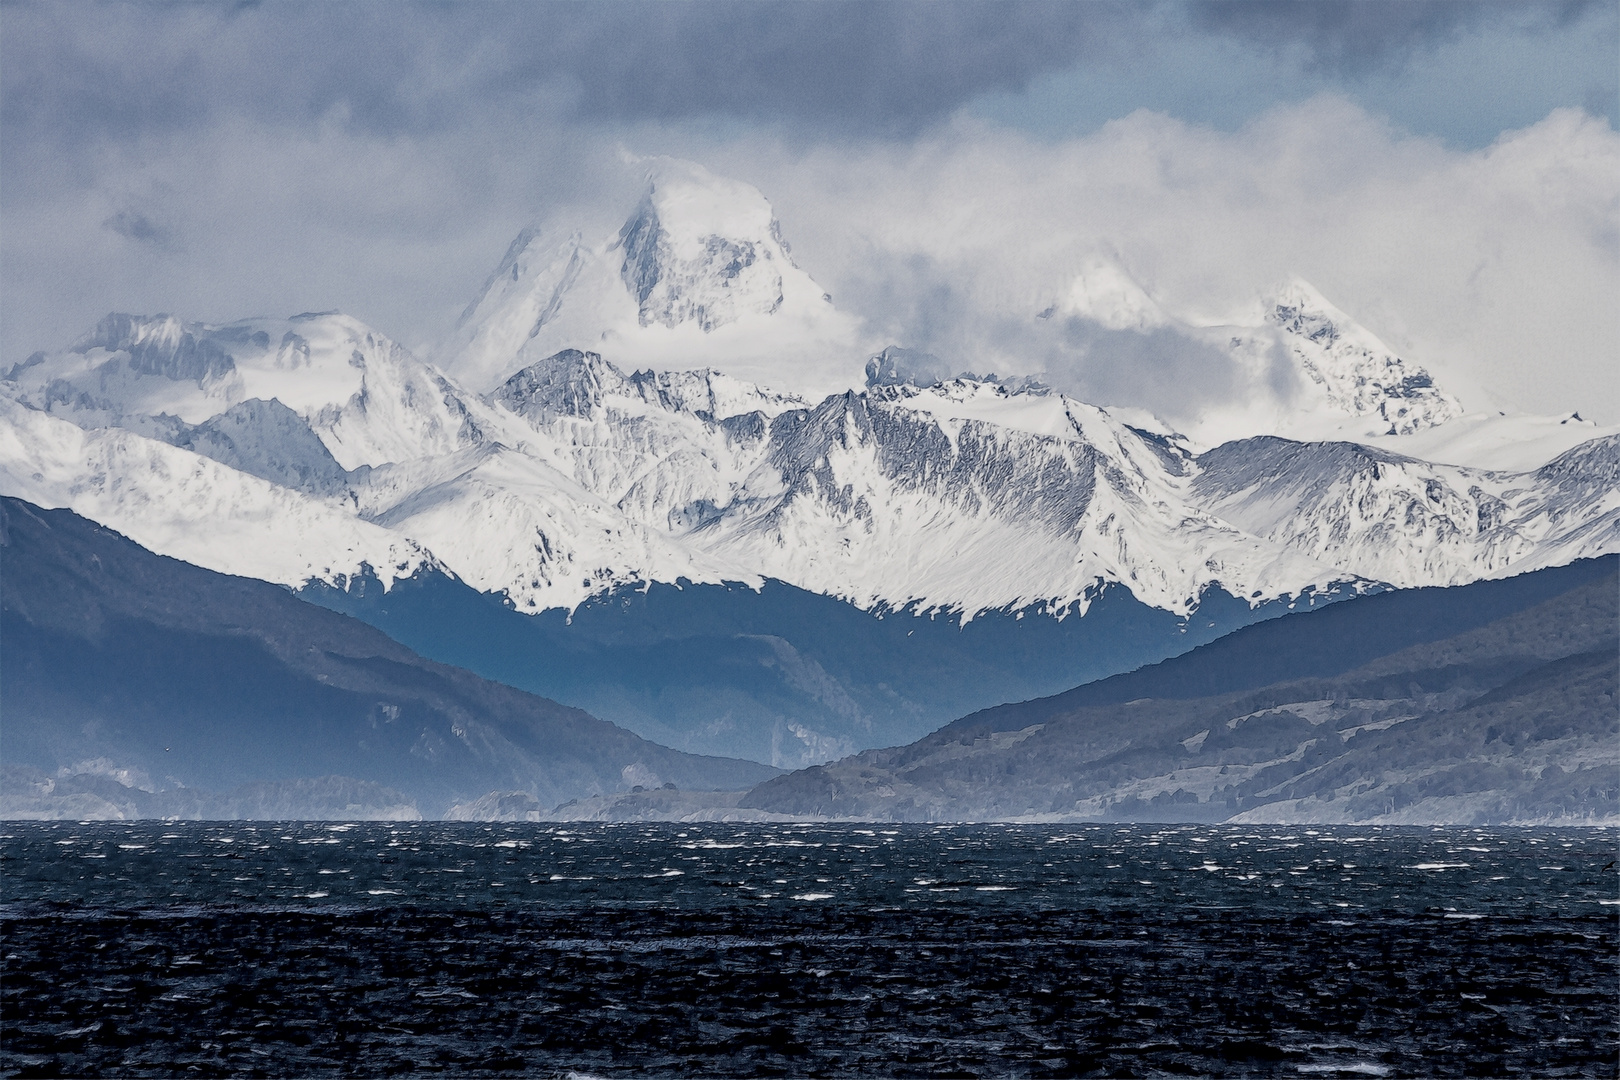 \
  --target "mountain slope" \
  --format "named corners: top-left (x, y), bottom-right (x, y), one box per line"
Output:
top-left (0, 397), bottom-right (433, 590)
top-left (0, 498), bottom-right (777, 817)
top-left (1188, 434), bottom-right (1620, 589)
top-left (740, 556), bottom-right (1618, 824)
